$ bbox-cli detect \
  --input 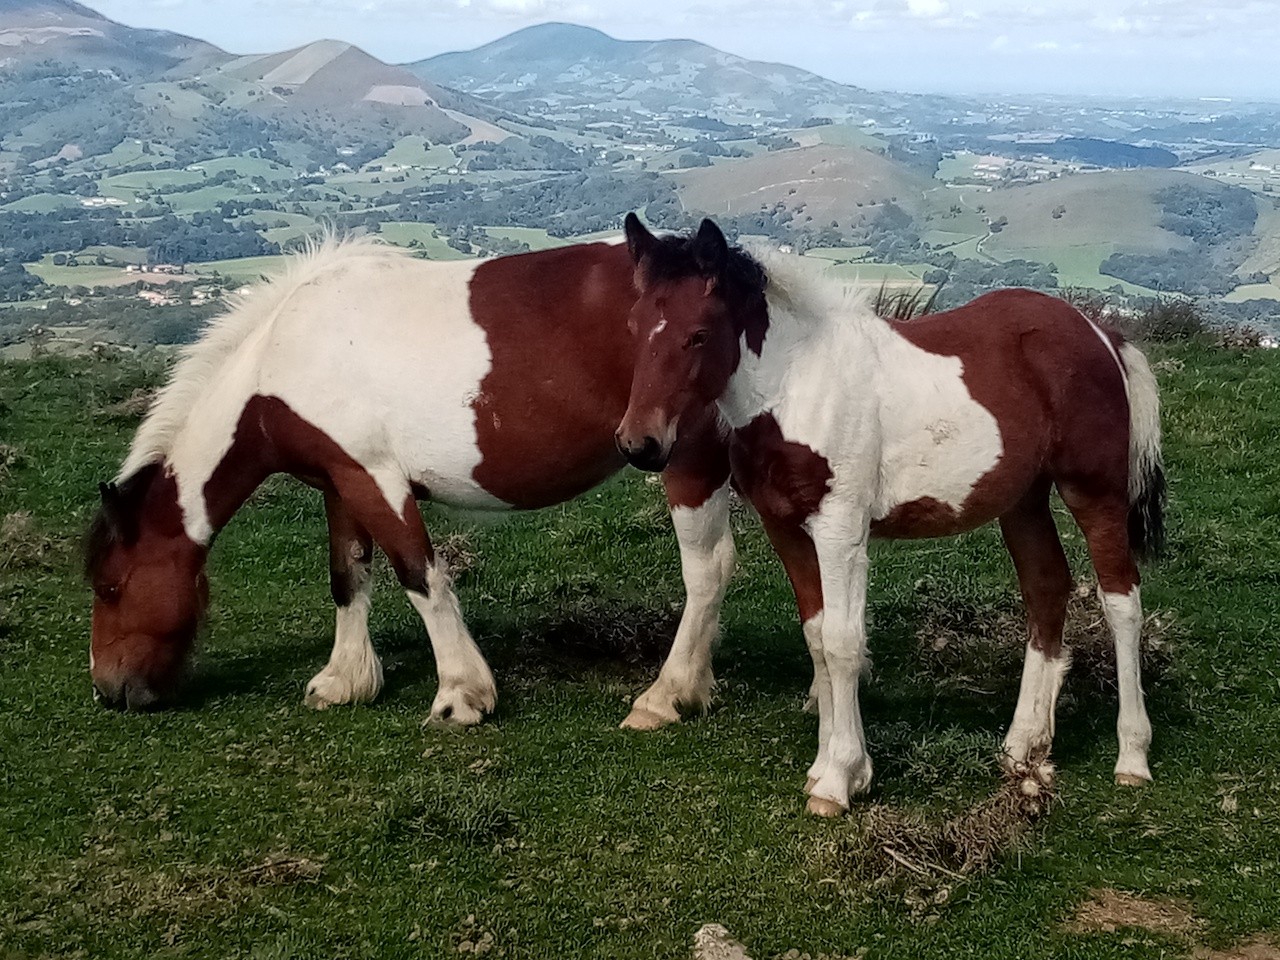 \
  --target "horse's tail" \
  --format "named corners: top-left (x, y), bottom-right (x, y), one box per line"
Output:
top-left (1120, 341), bottom-right (1166, 563)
